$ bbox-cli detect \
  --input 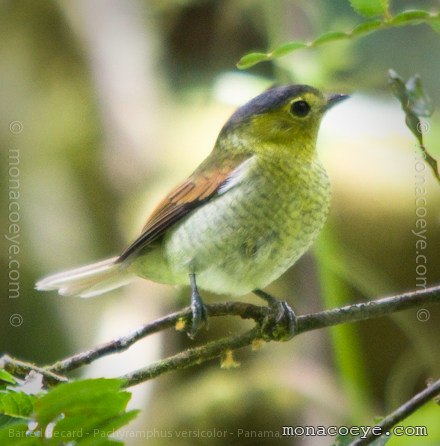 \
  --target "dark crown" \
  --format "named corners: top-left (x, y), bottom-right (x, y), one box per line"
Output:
top-left (222, 85), bottom-right (319, 132)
